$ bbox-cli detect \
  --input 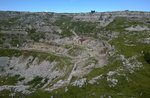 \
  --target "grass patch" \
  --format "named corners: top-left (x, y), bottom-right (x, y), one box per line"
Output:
top-left (68, 45), bottom-right (84, 56)
top-left (143, 51), bottom-right (150, 64)
top-left (84, 57), bottom-right (98, 67)
top-left (0, 17), bottom-right (19, 26)
top-left (27, 28), bottom-right (45, 41)
top-left (26, 76), bottom-right (43, 88)
top-left (86, 58), bottom-right (122, 80)
top-left (0, 75), bottom-right (20, 86)
top-left (0, 89), bottom-right (25, 98)
top-left (106, 17), bottom-right (144, 32)
top-left (114, 56), bottom-right (150, 98)
top-left (53, 15), bottom-right (99, 37)
top-left (110, 31), bottom-right (150, 57)
top-left (105, 23), bottom-right (150, 98)
top-left (0, 48), bottom-right (22, 57)
top-left (0, 32), bottom-right (26, 47)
